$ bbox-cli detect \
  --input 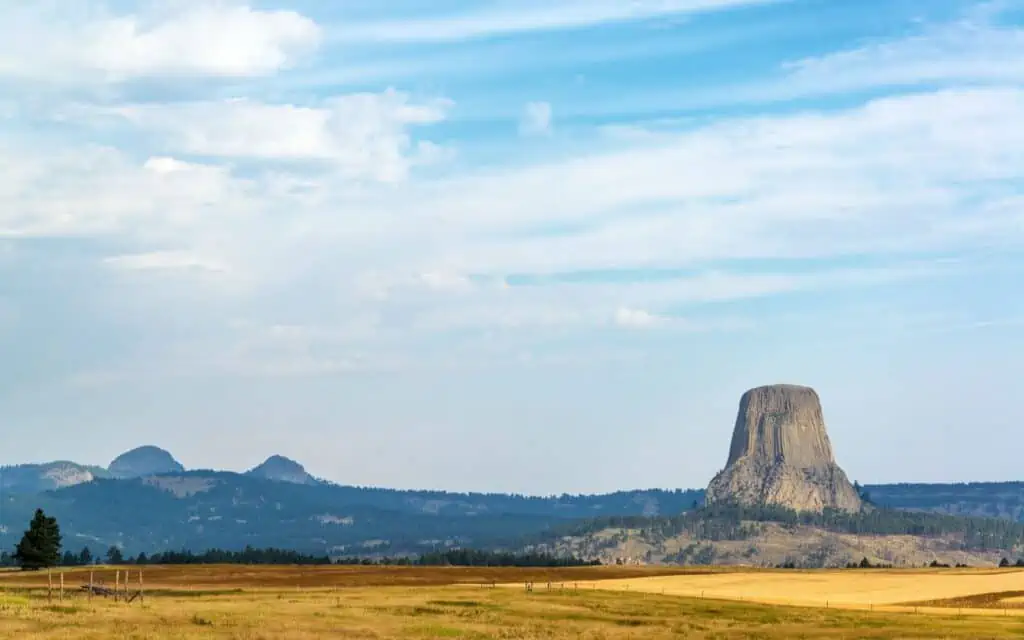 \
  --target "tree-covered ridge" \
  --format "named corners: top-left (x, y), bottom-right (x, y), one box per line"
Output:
top-left (549, 502), bottom-right (1024, 551)
top-left (0, 472), bottom-right (703, 556)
